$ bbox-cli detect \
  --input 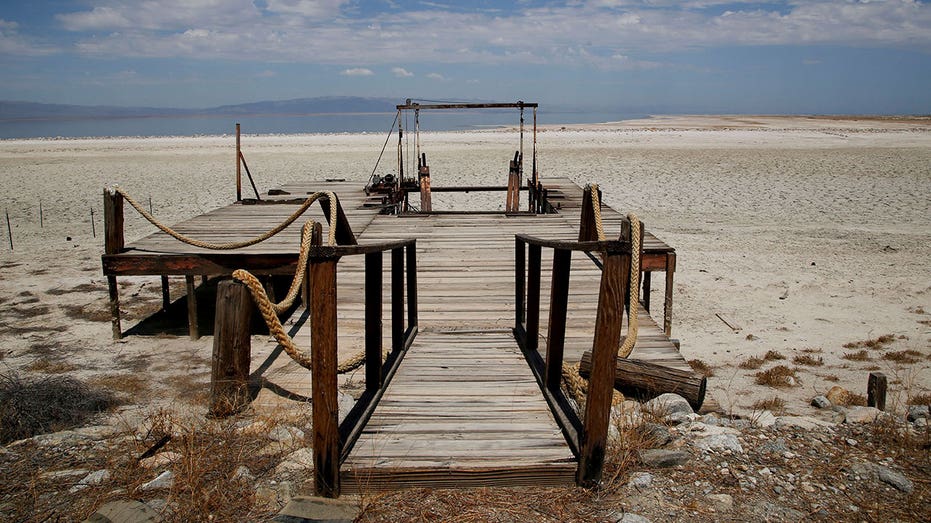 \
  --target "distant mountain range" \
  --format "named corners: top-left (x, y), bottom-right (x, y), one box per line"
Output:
top-left (0, 96), bottom-right (400, 120)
